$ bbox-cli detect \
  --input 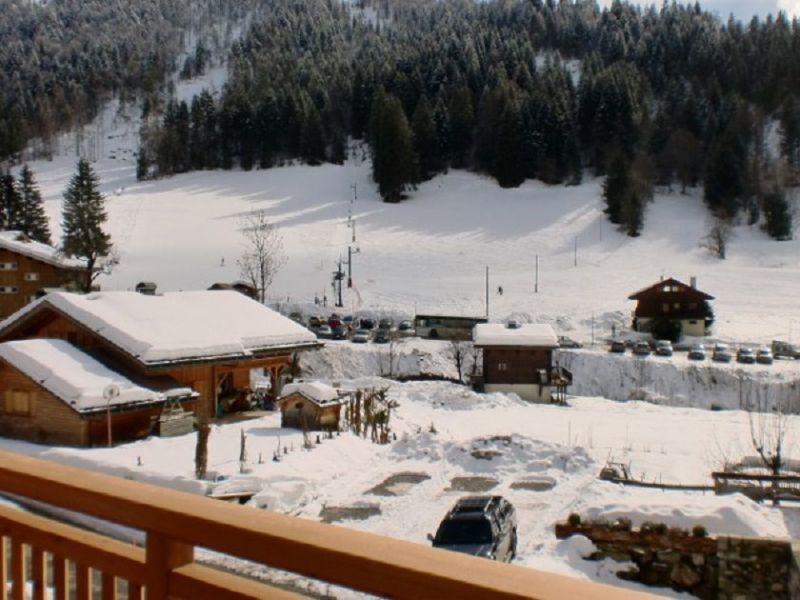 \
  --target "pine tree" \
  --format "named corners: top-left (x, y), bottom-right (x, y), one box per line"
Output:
top-left (62, 159), bottom-right (112, 292)
top-left (412, 95), bottom-right (441, 181)
top-left (17, 165), bottom-right (51, 244)
top-left (1, 173), bottom-right (23, 231)
top-left (762, 189), bottom-right (793, 241)
top-left (603, 152), bottom-right (630, 225)
top-left (371, 94), bottom-right (418, 203)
